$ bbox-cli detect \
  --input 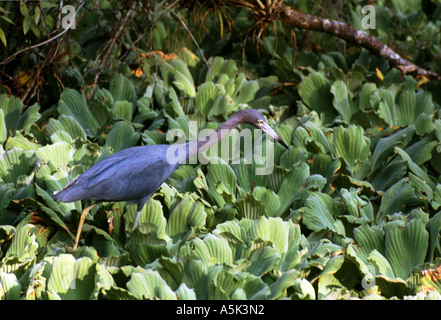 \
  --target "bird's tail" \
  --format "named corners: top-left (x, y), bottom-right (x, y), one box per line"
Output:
top-left (52, 188), bottom-right (72, 202)
top-left (52, 180), bottom-right (85, 202)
